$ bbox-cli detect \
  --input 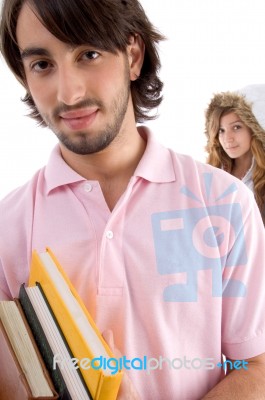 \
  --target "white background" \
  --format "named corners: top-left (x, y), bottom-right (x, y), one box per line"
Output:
top-left (1, 0), bottom-right (265, 199)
